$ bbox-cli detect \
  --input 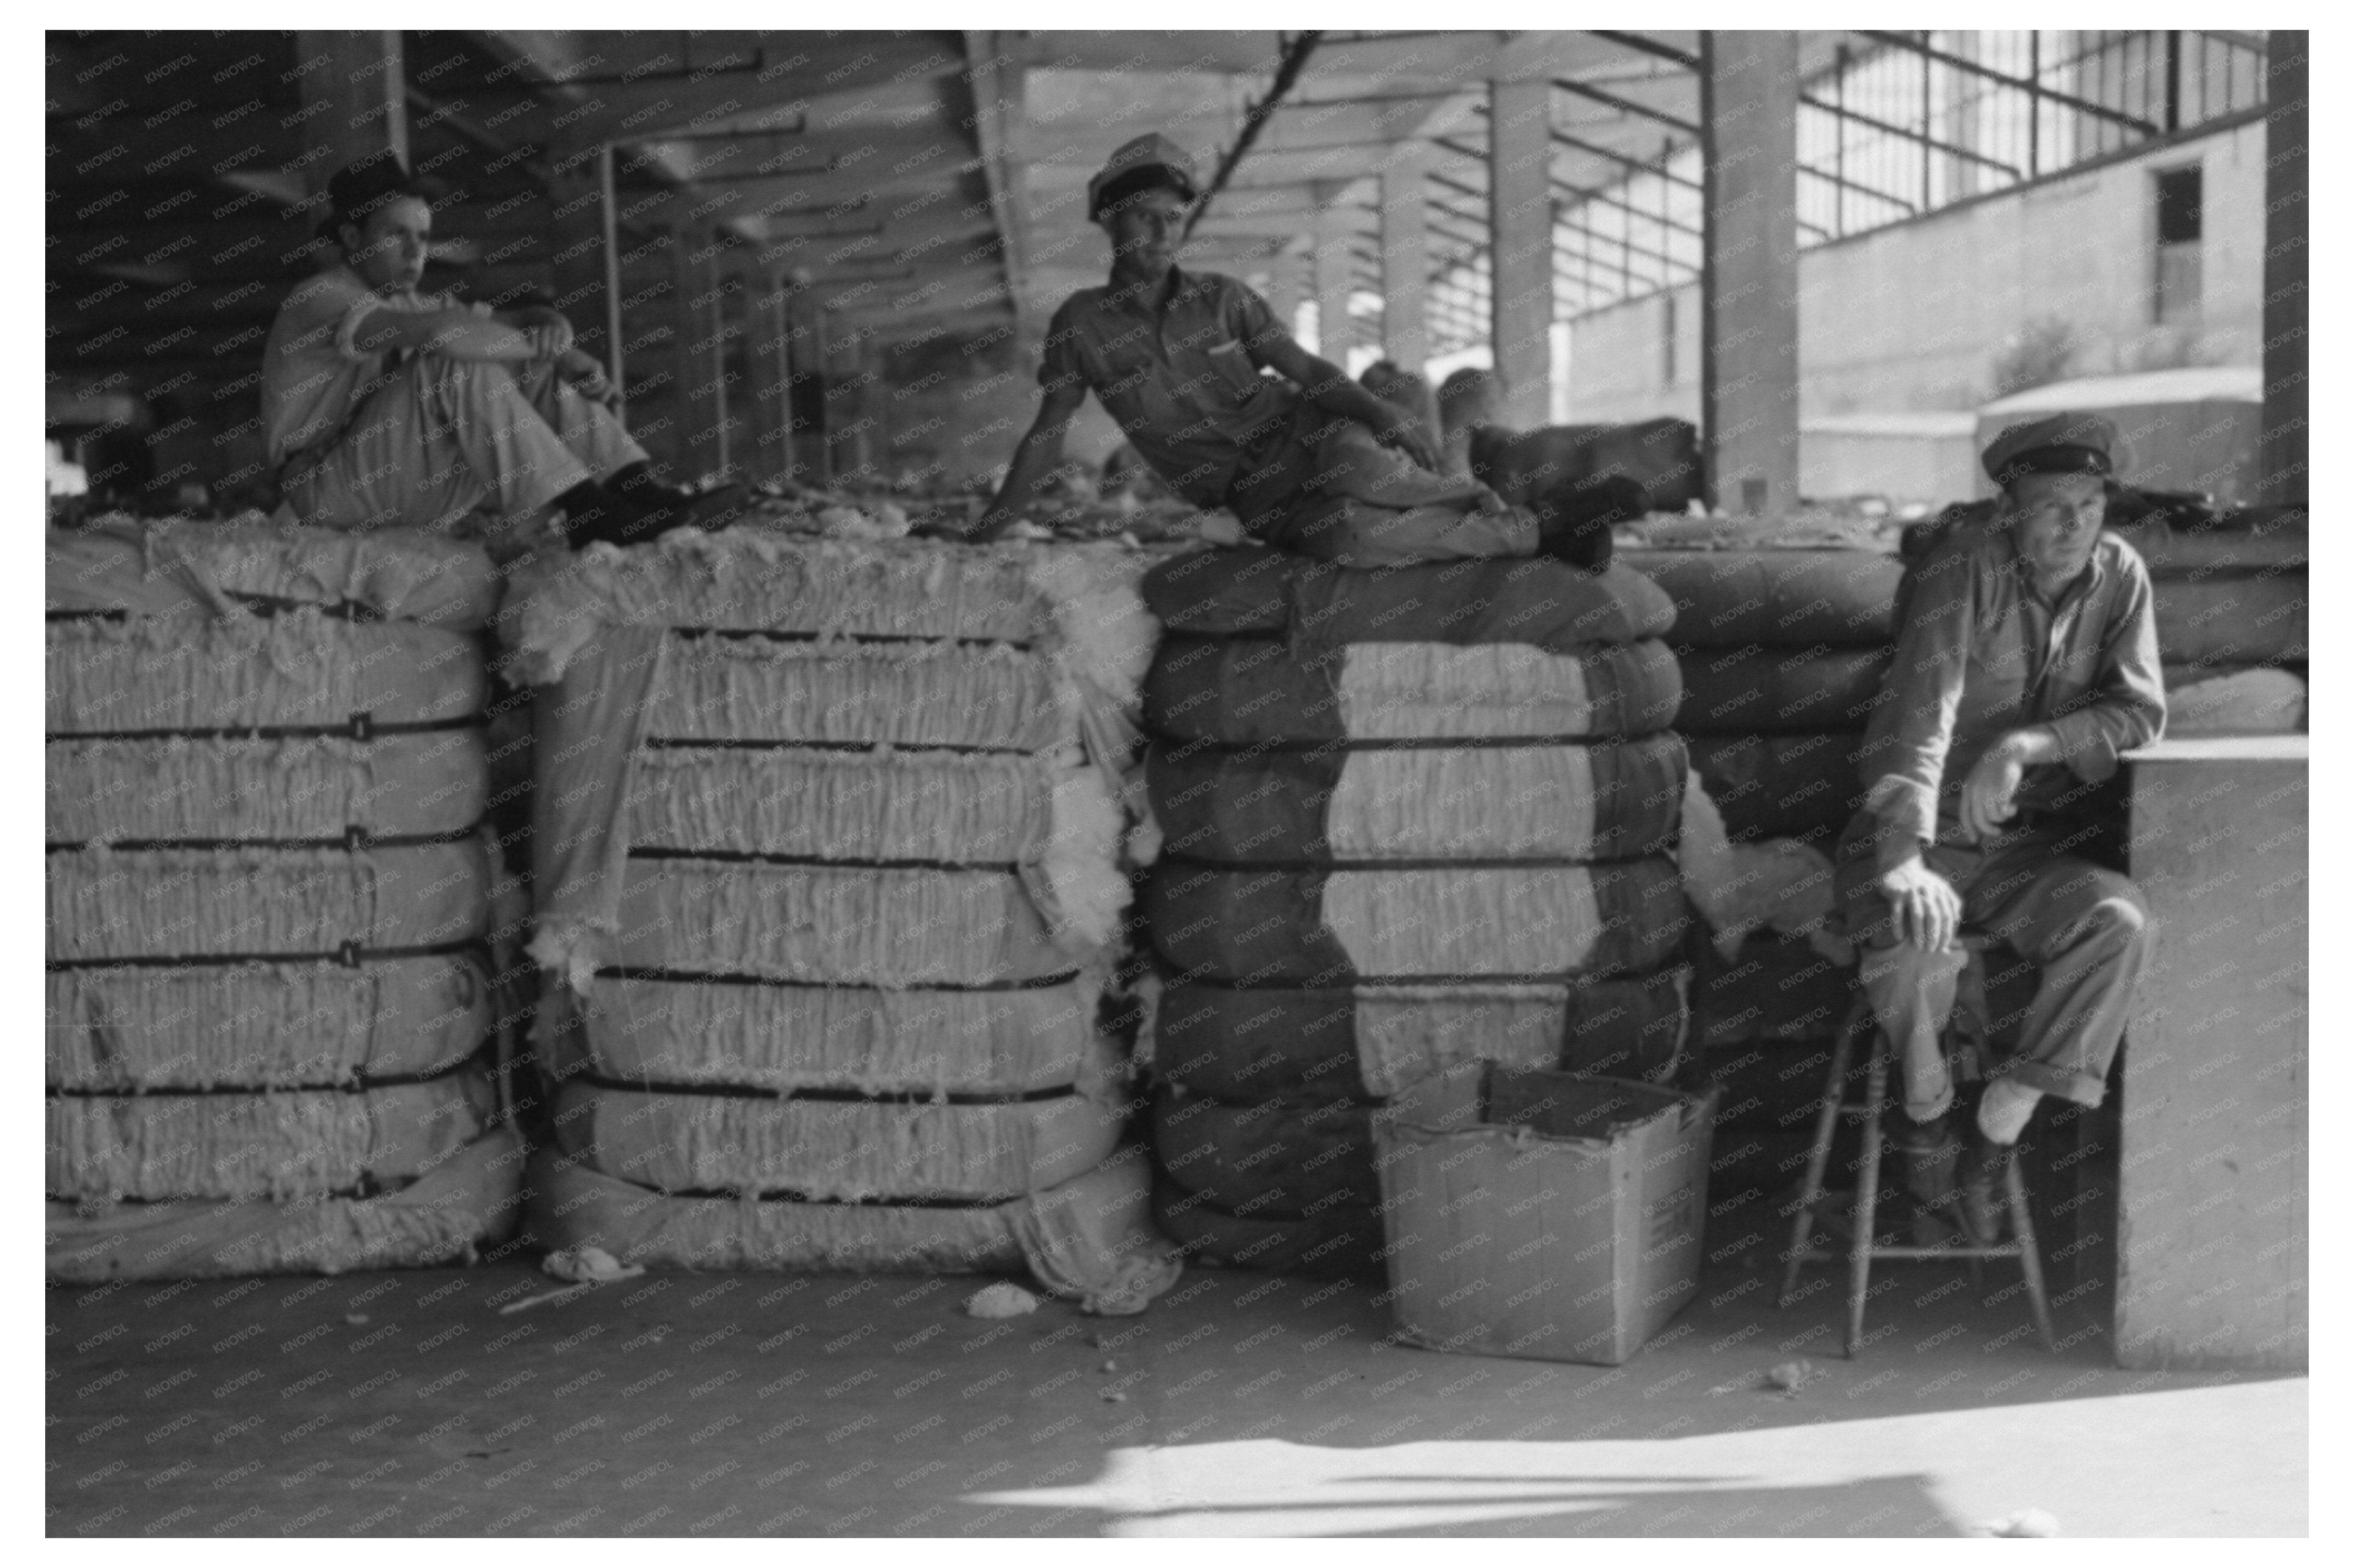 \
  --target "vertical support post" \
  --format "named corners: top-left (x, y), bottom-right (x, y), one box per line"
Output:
top-left (1699, 31), bottom-right (1801, 516)
top-left (1312, 205), bottom-right (1354, 366)
top-left (293, 31), bottom-right (408, 196)
top-left (547, 148), bottom-right (608, 399)
top-left (2257, 31), bottom-right (2307, 507)
top-left (788, 295), bottom-right (829, 486)
top-left (1943, 31), bottom-right (1982, 202)
top-left (706, 252), bottom-right (730, 481)
top-left (743, 272), bottom-right (790, 484)
top-left (600, 145), bottom-right (625, 412)
top-left (1378, 145), bottom-right (1430, 376)
top-left (1833, 43), bottom-right (1849, 236)
top-left (2165, 31), bottom-right (2183, 134)
top-left (2028, 32), bottom-right (2041, 179)
top-left (668, 225), bottom-right (702, 479)
top-left (1920, 34), bottom-right (1934, 211)
top-left (1488, 75), bottom-right (1553, 430)
top-left (1262, 254), bottom-right (1305, 338)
